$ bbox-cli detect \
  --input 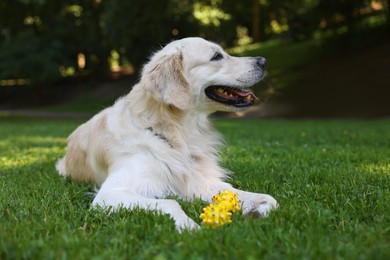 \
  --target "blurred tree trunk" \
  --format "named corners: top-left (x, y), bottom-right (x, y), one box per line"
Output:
top-left (90, 0), bottom-right (110, 77)
top-left (252, 0), bottom-right (261, 42)
top-left (32, 85), bottom-right (44, 106)
top-left (387, 0), bottom-right (390, 31)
